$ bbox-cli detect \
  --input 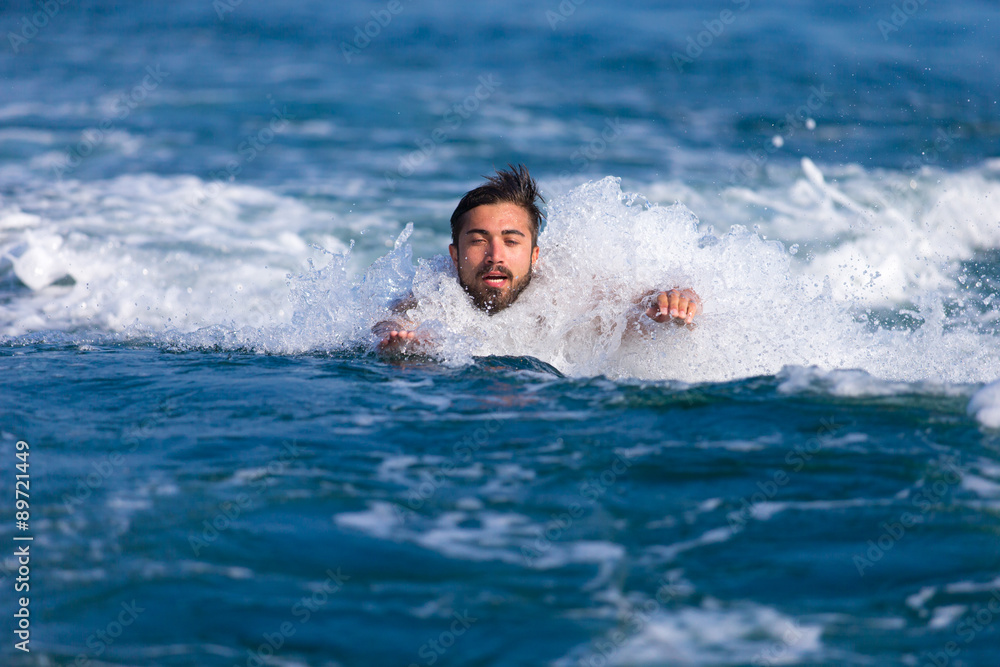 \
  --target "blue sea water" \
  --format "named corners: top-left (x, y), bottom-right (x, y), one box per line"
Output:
top-left (2, 1), bottom-right (1000, 665)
